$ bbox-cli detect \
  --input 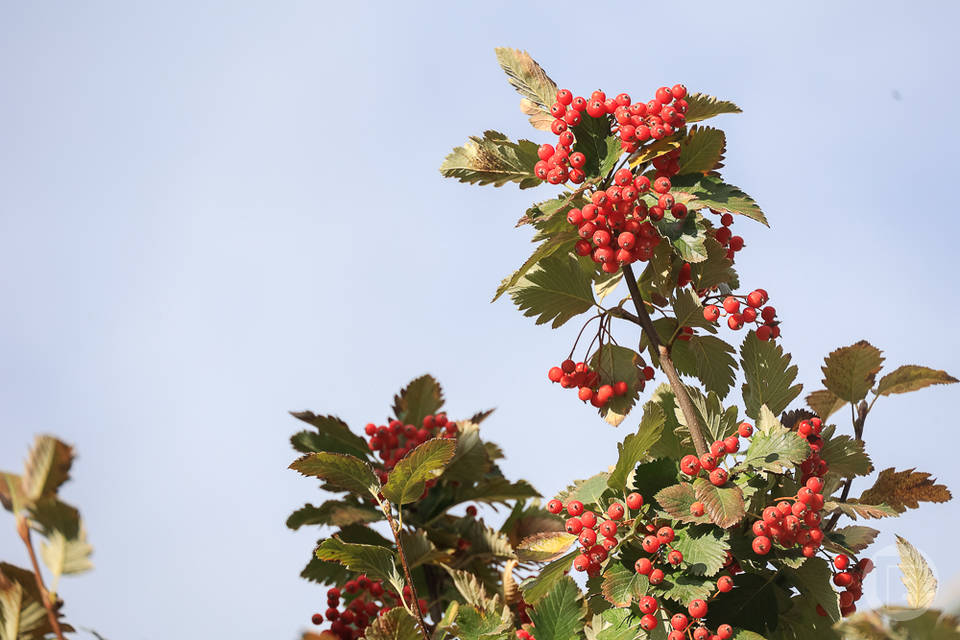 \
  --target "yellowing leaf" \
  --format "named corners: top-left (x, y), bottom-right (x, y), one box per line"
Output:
top-left (516, 532), bottom-right (577, 562)
top-left (876, 365), bottom-right (957, 396)
top-left (896, 535), bottom-right (937, 609)
top-left (859, 468), bottom-right (952, 513)
top-left (805, 389), bottom-right (846, 421)
top-left (440, 130), bottom-right (541, 189)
